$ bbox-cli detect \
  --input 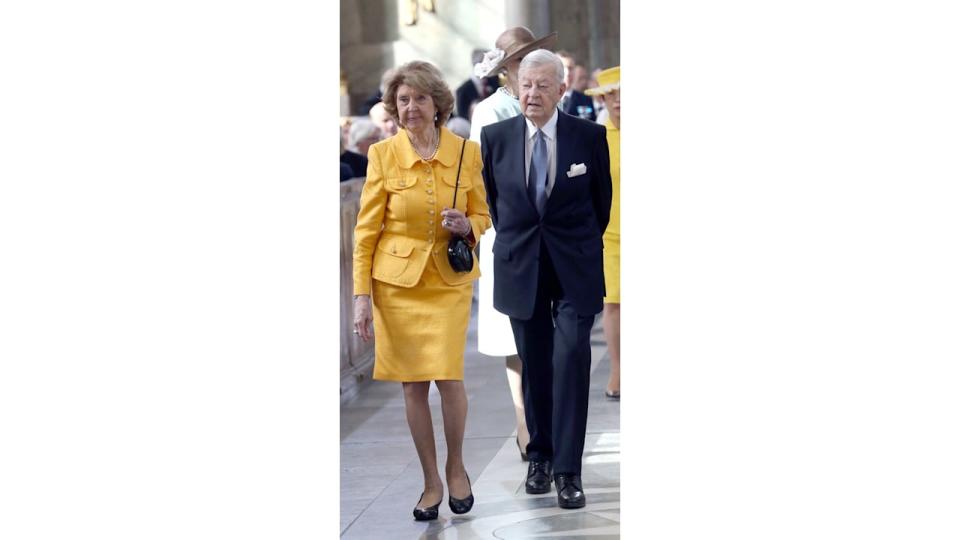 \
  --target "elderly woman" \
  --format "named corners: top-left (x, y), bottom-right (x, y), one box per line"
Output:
top-left (352, 60), bottom-right (491, 521)
top-left (469, 26), bottom-right (557, 462)
top-left (586, 67), bottom-right (621, 399)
